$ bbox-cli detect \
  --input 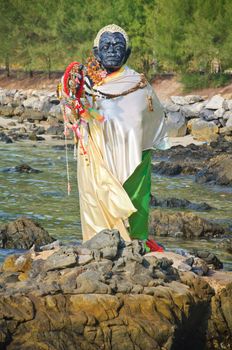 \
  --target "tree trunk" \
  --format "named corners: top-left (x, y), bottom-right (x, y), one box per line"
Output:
top-left (5, 56), bottom-right (10, 77)
top-left (47, 56), bottom-right (51, 79)
top-left (29, 70), bottom-right (33, 78)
